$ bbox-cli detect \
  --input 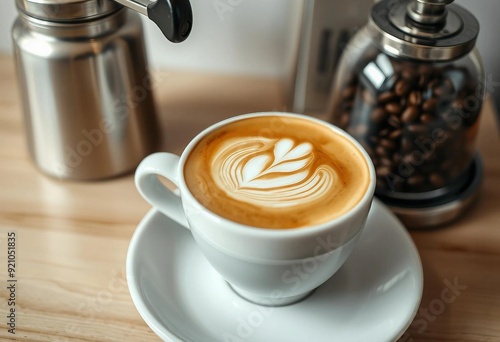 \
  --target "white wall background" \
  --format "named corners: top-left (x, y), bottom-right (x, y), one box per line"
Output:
top-left (0, 0), bottom-right (499, 106)
top-left (0, 0), bottom-right (303, 77)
